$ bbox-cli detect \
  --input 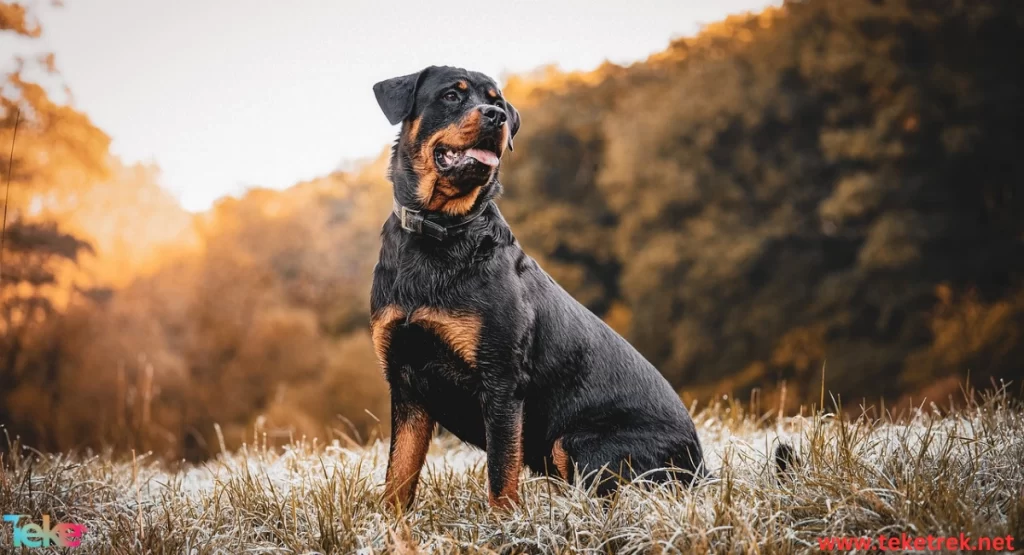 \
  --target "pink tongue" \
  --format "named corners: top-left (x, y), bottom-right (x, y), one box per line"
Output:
top-left (464, 148), bottom-right (499, 167)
